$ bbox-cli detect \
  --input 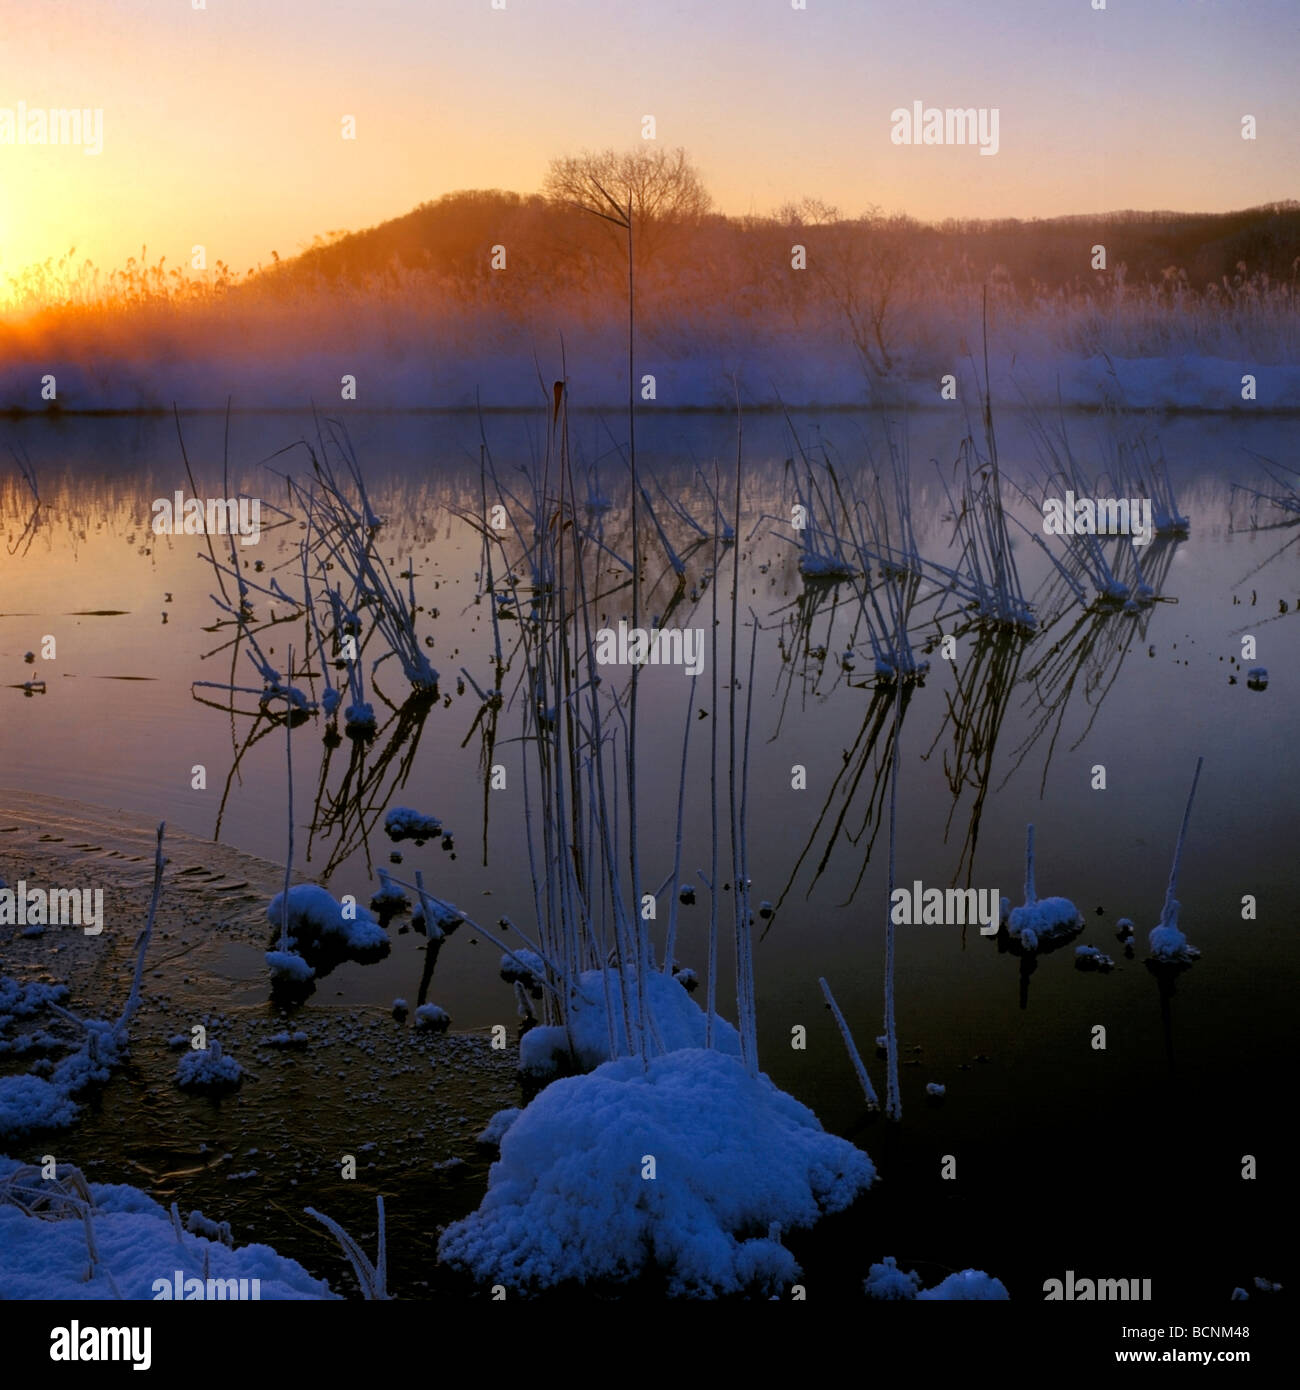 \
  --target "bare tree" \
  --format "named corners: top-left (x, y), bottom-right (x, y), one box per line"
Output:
top-left (544, 146), bottom-right (711, 268)
top-left (811, 213), bottom-right (916, 377)
top-left (776, 197), bottom-right (840, 228)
